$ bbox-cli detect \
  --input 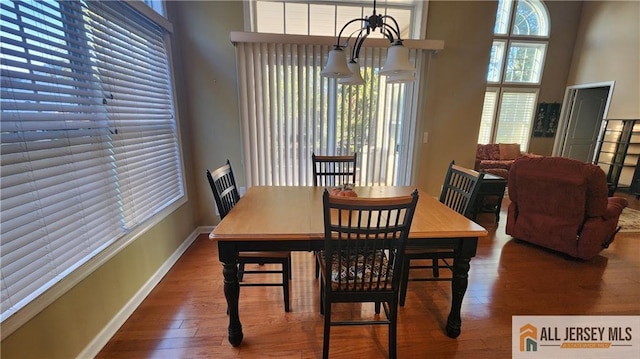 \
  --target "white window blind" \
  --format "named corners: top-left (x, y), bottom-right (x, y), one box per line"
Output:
top-left (0, 0), bottom-right (183, 324)
top-left (234, 39), bottom-right (419, 187)
top-left (495, 90), bottom-right (537, 148)
top-left (478, 89), bottom-right (498, 144)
